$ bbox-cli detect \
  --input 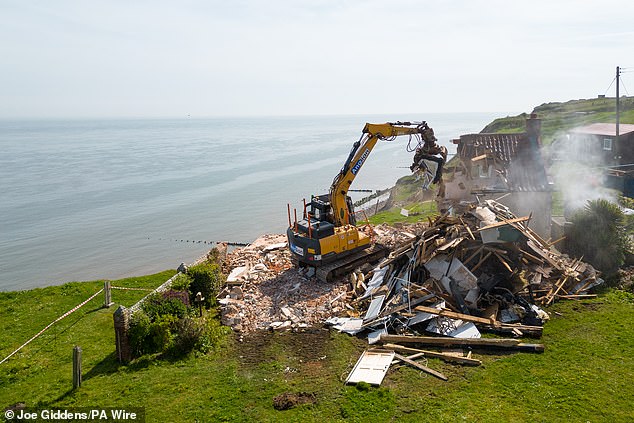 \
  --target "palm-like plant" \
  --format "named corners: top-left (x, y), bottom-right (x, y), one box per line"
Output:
top-left (567, 199), bottom-right (631, 274)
